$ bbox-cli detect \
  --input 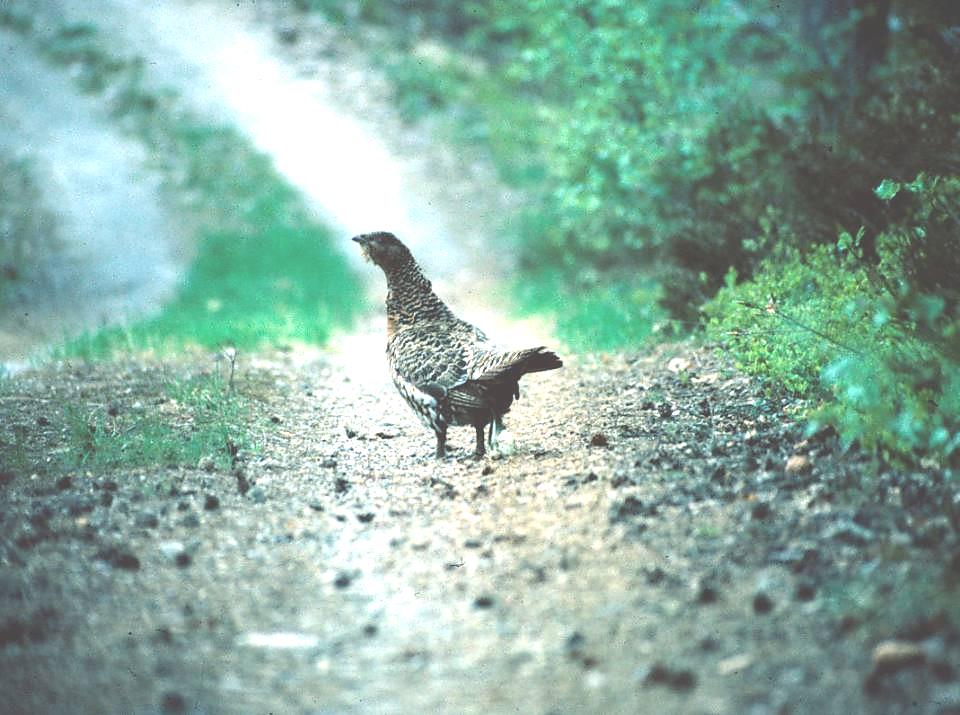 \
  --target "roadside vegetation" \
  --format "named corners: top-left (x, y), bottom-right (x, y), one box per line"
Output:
top-left (295, 0), bottom-right (960, 467)
top-left (1, 364), bottom-right (256, 477)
